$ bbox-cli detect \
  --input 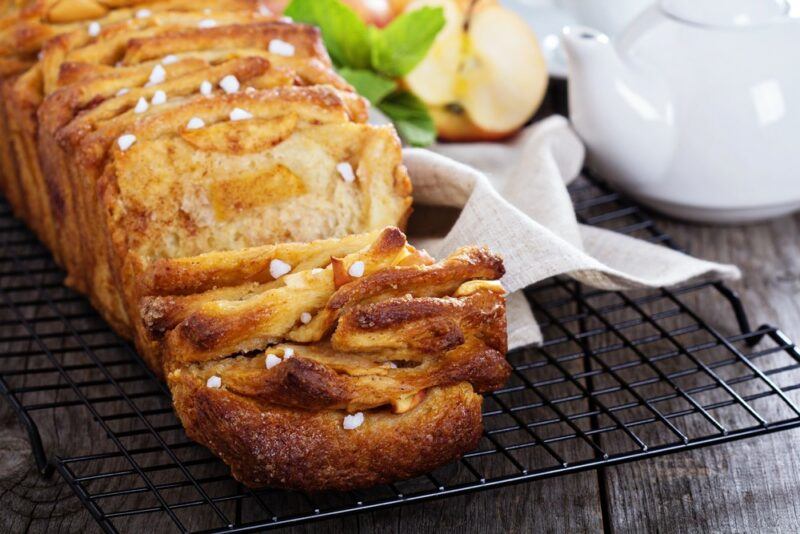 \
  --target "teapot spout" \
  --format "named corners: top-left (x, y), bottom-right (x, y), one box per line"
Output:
top-left (561, 26), bottom-right (618, 74)
top-left (562, 25), bottom-right (674, 184)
